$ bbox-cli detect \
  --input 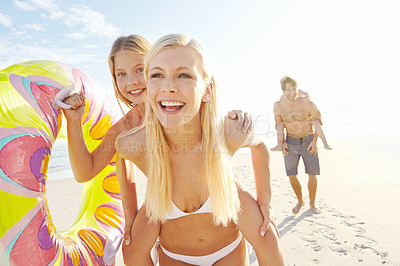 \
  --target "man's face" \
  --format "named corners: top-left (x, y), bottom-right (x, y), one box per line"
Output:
top-left (283, 83), bottom-right (298, 101)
